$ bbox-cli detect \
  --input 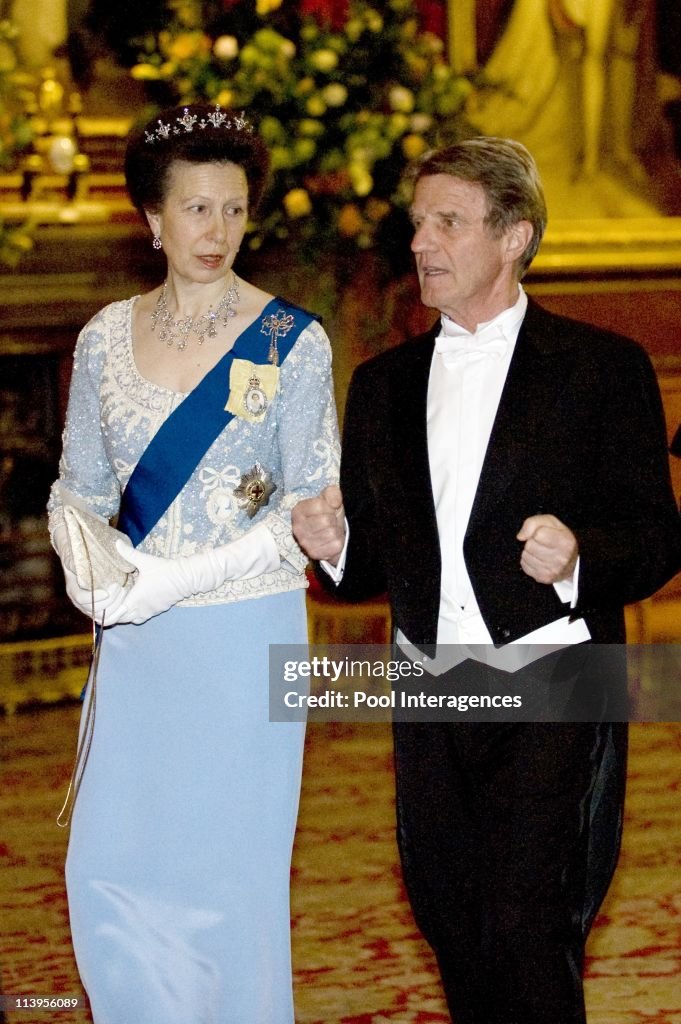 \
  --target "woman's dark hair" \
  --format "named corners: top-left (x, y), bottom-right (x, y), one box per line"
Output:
top-left (124, 104), bottom-right (270, 216)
